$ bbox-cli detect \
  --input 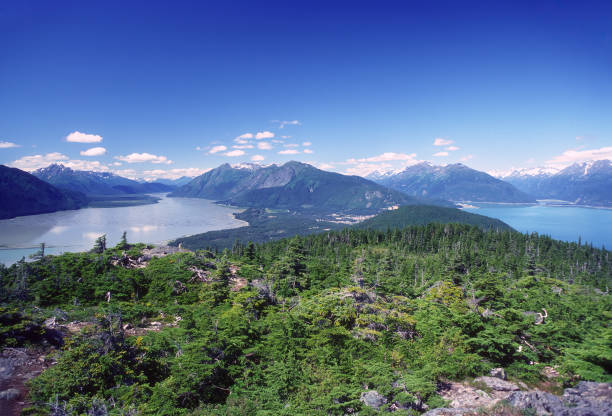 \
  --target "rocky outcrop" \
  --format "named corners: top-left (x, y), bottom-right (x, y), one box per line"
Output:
top-left (473, 376), bottom-right (520, 392)
top-left (506, 381), bottom-right (612, 415)
top-left (360, 390), bottom-right (387, 410)
top-left (427, 380), bottom-right (611, 416)
top-left (437, 381), bottom-right (494, 409)
top-left (488, 368), bottom-right (507, 380)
